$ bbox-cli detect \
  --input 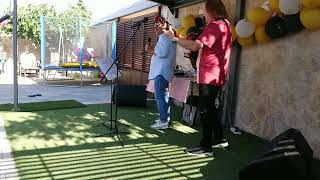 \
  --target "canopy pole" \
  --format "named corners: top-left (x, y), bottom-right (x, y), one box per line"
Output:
top-left (12, 0), bottom-right (18, 111)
